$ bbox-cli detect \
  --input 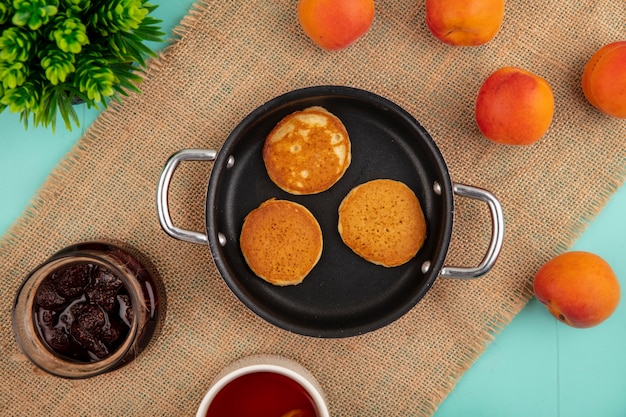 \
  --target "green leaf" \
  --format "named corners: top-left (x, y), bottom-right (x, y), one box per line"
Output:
top-left (108, 61), bottom-right (142, 96)
top-left (0, 81), bottom-right (39, 113)
top-left (51, 16), bottom-right (89, 53)
top-left (88, 0), bottom-right (148, 33)
top-left (39, 48), bottom-right (76, 85)
top-left (60, 0), bottom-right (91, 14)
top-left (35, 85), bottom-right (80, 131)
top-left (0, 61), bottom-right (29, 89)
top-left (73, 50), bottom-right (115, 103)
top-left (0, 26), bottom-right (35, 62)
top-left (12, 0), bottom-right (58, 30)
top-left (0, 3), bottom-right (14, 25)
